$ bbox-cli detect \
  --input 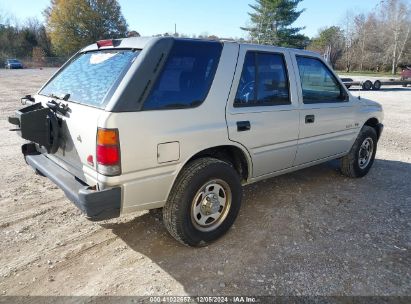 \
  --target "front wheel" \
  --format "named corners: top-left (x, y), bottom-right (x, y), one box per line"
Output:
top-left (163, 158), bottom-right (242, 247)
top-left (341, 126), bottom-right (378, 178)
